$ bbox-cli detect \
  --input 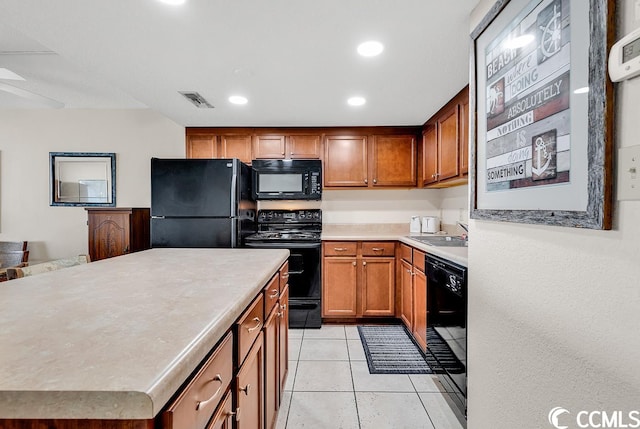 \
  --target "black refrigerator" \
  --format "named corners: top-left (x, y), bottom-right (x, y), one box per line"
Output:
top-left (150, 158), bottom-right (256, 248)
